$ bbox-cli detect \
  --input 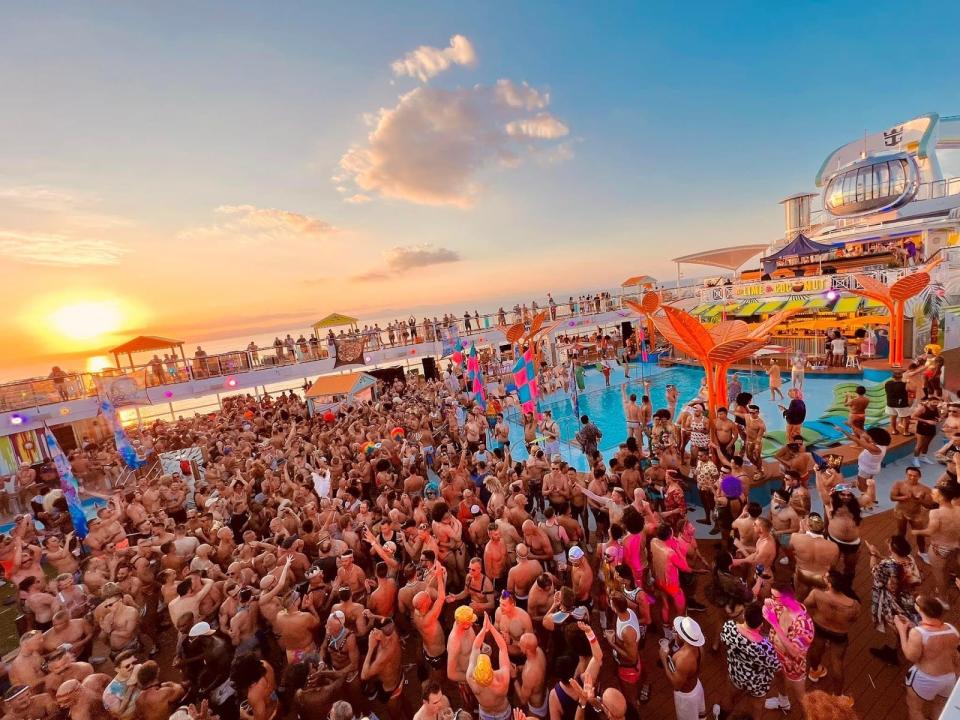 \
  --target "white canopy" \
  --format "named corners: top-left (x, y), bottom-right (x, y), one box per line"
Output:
top-left (672, 243), bottom-right (769, 271)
